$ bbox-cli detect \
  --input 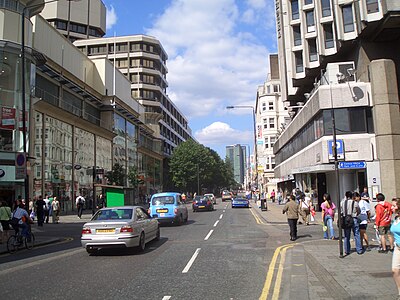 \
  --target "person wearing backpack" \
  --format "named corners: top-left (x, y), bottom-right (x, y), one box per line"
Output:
top-left (340, 191), bottom-right (363, 255)
top-left (375, 193), bottom-right (394, 253)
